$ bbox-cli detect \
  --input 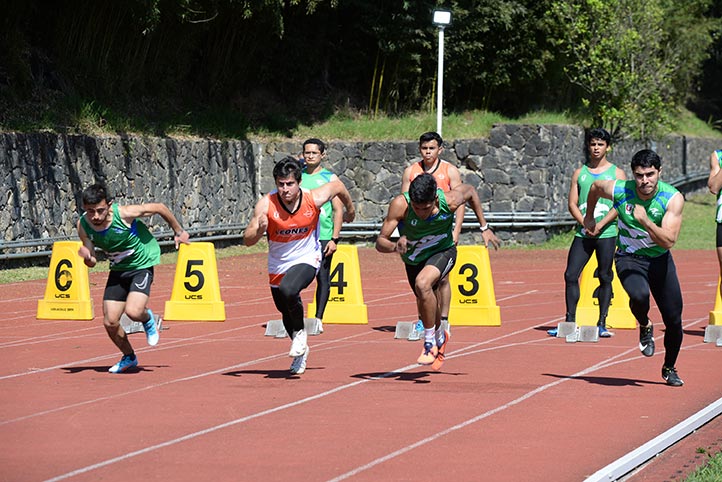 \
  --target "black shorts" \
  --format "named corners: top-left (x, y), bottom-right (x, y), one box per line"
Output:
top-left (717, 223), bottom-right (722, 248)
top-left (404, 246), bottom-right (457, 293)
top-left (104, 268), bottom-right (154, 301)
